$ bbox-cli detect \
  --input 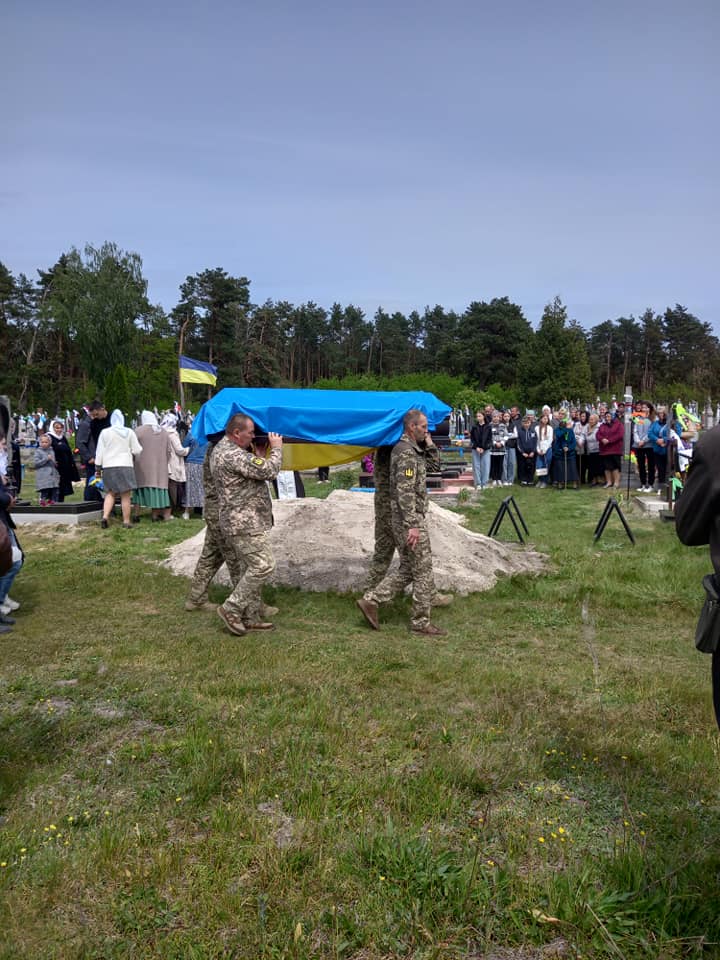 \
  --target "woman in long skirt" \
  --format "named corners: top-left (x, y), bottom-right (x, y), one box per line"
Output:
top-left (552, 416), bottom-right (578, 488)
